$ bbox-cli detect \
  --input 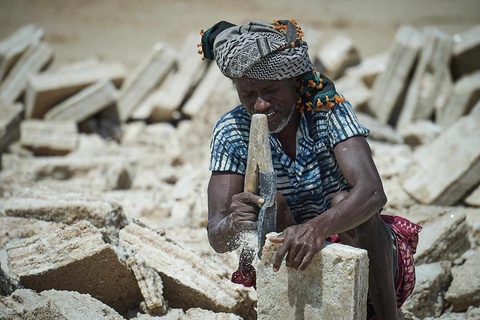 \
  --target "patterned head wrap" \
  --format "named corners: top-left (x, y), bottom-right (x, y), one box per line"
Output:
top-left (198, 20), bottom-right (345, 111)
top-left (199, 20), bottom-right (313, 80)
